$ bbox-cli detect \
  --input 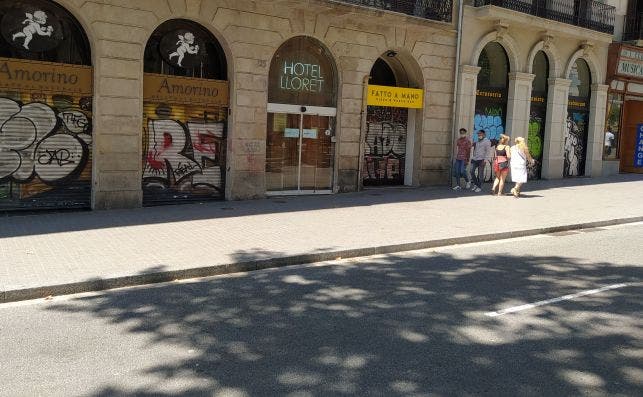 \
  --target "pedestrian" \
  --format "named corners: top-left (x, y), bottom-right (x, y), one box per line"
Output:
top-left (604, 126), bottom-right (615, 156)
top-left (470, 129), bottom-right (491, 193)
top-left (452, 128), bottom-right (472, 190)
top-left (510, 136), bottom-right (534, 198)
top-left (491, 134), bottom-right (511, 196)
